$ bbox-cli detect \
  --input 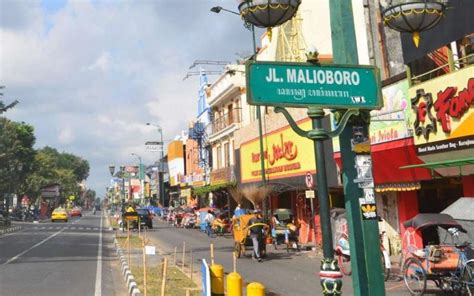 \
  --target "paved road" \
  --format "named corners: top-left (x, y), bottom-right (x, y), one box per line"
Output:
top-left (0, 211), bottom-right (126, 296)
top-left (146, 219), bottom-right (448, 296)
